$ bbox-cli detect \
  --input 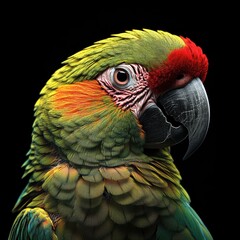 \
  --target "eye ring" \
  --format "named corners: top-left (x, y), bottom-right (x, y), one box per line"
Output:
top-left (113, 68), bottom-right (130, 86)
